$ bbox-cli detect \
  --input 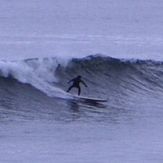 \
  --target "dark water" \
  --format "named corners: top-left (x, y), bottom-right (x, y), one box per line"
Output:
top-left (0, 55), bottom-right (163, 162)
top-left (0, 56), bottom-right (163, 122)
